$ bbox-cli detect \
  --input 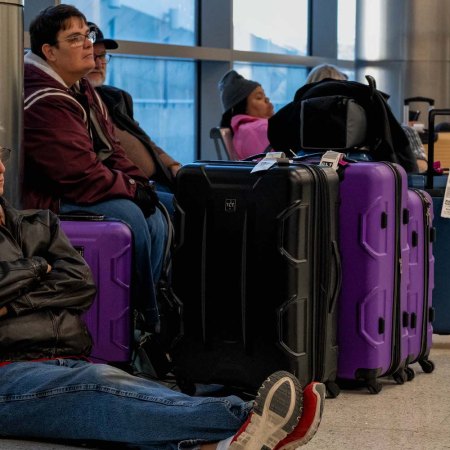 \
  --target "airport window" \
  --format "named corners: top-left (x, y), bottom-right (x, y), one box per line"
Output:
top-left (70, 0), bottom-right (195, 46)
top-left (69, 0), bottom-right (197, 165)
top-left (337, 0), bottom-right (356, 60)
top-left (107, 56), bottom-right (196, 165)
top-left (234, 63), bottom-right (308, 112)
top-left (233, 0), bottom-right (308, 56)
